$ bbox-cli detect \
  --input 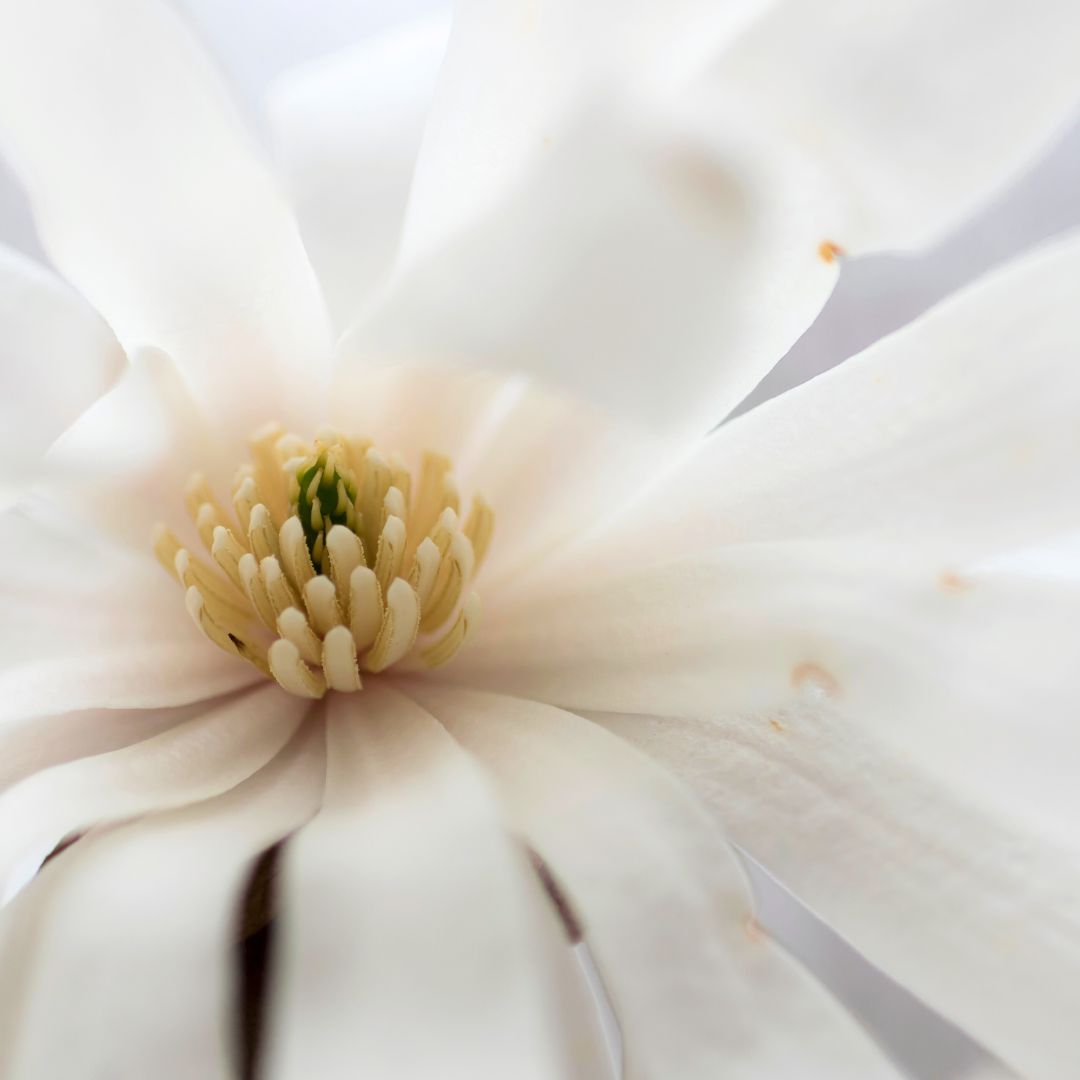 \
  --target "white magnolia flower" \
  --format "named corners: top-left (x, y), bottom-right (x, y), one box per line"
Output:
top-left (1, 1), bottom-right (1079, 1078)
